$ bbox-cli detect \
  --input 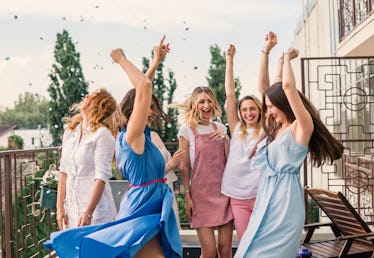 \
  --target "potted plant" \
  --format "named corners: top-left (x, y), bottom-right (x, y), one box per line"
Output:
top-left (40, 164), bottom-right (59, 210)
